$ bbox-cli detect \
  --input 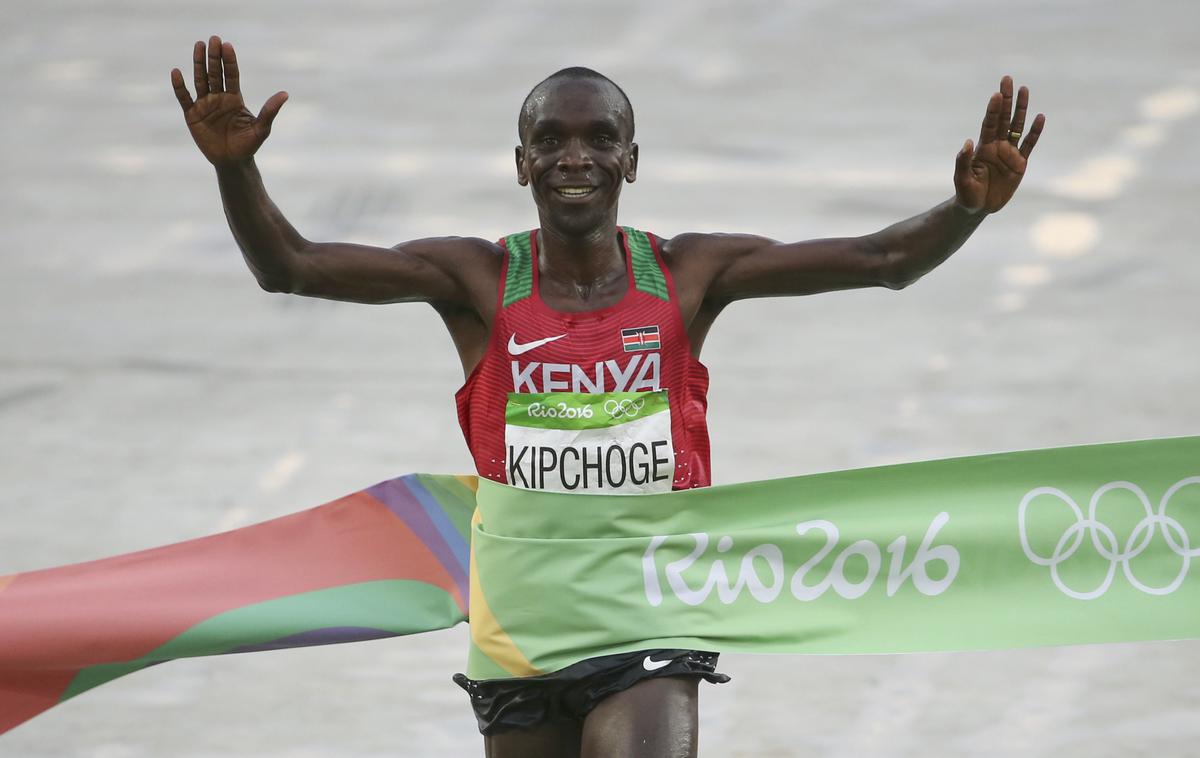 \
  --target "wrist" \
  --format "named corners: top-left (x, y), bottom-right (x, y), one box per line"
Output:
top-left (212, 156), bottom-right (256, 174)
top-left (952, 197), bottom-right (988, 218)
